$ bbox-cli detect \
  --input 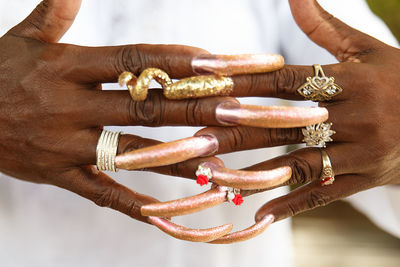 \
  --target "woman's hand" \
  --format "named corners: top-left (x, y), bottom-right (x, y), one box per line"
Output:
top-left (0, 0), bottom-right (244, 223)
top-left (252, 0), bottom-right (400, 221)
top-left (152, 0), bottom-right (400, 227)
